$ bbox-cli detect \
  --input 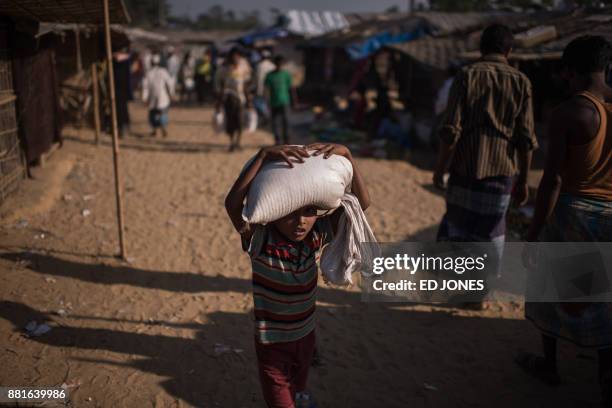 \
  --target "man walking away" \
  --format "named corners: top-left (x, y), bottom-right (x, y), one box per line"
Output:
top-left (195, 50), bottom-right (213, 105)
top-left (112, 47), bottom-right (131, 138)
top-left (142, 54), bottom-right (174, 138)
top-left (519, 35), bottom-right (612, 405)
top-left (433, 24), bottom-right (538, 306)
top-left (166, 46), bottom-right (180, 89)
top-left (216, 47), bottom-right (252, 151)
top-left (254, 49), bottom-right (275, 126)
top-left (265, 55), bottom-right (296, 145)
